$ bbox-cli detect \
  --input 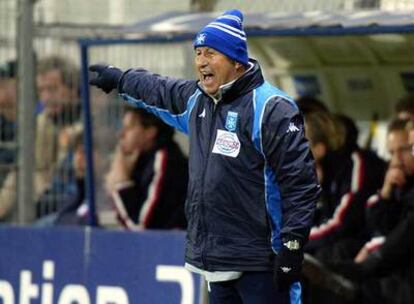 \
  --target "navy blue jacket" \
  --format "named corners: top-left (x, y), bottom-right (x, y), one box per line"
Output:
top-left (118, 59), bottom-right (320, 271)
